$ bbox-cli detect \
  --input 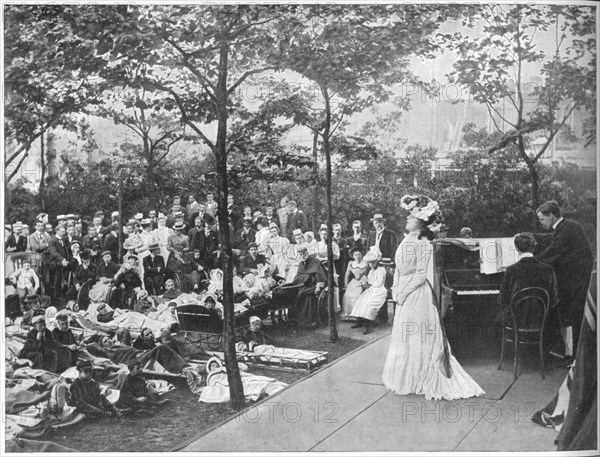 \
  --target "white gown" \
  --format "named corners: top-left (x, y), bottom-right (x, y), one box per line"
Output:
top-left (350, 266), bottom-right (387, 321)
top-left (382, 232), bottom-right (485, 401)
